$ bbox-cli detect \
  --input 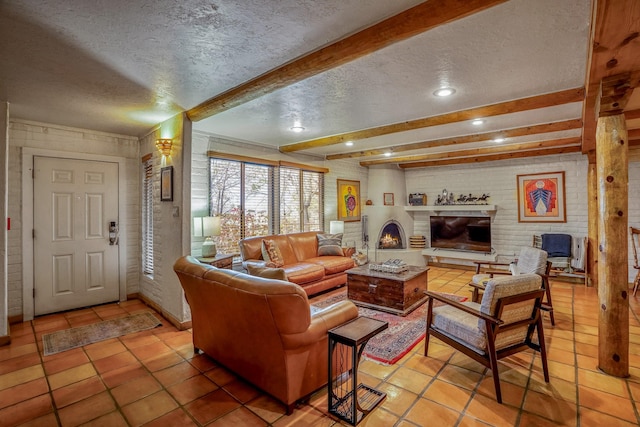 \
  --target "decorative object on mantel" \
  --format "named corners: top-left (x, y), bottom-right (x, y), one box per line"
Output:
top-left (408, 193), bottom-right (427, 206)
top-left (435, 189), bottom-right (490, 206)
top-left (369, 258), bottom-right (408, 274)
top-left (383, 192), bottom-right (394, 206)
top-left (352, 251), bottom-right (369, 266)
top-left (366, 199), bottom-right (373, 205)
